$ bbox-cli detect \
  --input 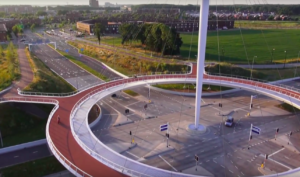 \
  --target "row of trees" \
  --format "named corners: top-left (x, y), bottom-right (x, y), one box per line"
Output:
top-left (0, 42), bottom-right (19, 90)
top-left (119, 23), bottom-right (183, 55)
